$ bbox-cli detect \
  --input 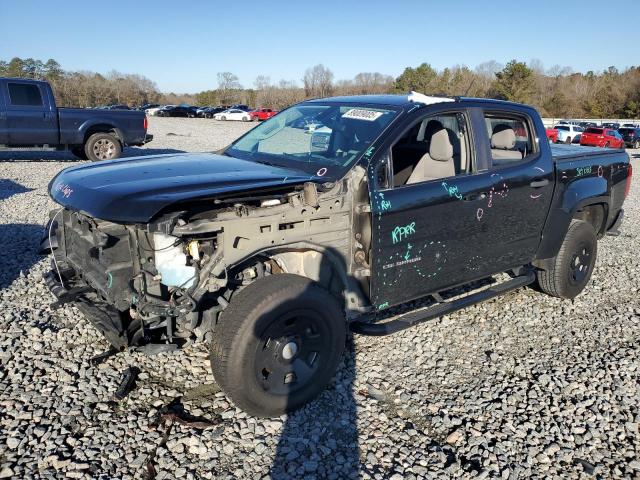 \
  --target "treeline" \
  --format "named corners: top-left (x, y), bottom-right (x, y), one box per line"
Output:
top-left (2, 56), bottom-right (639, 118)
top-left (0, 57), bottom-right (161, 107)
